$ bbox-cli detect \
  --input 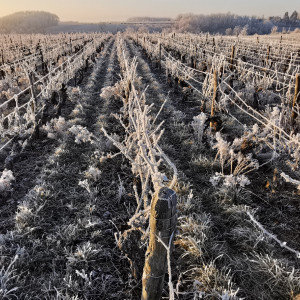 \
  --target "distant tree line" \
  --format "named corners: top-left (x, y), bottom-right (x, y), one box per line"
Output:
top-left (173, 13), bottom-right (274, 35)
top-left (171, 11), bottom-right (300, 35)
top-left (0, 11), bottom-right (59, 33)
